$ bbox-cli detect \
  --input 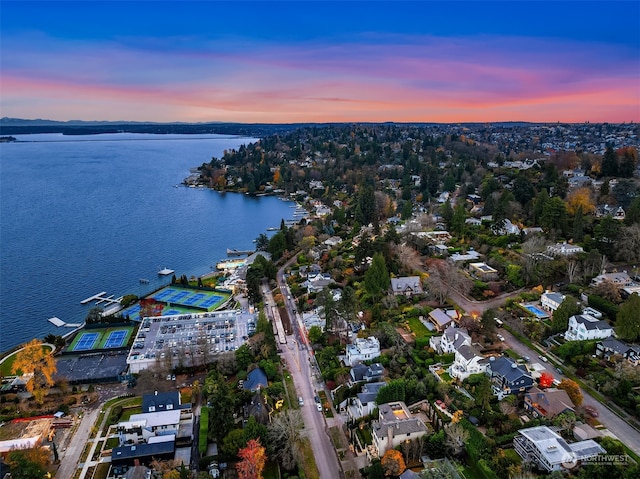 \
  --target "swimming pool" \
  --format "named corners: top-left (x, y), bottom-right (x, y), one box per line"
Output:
top-left (522, 304), bottom-right (549, 319)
